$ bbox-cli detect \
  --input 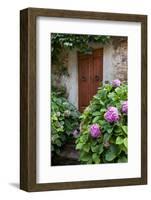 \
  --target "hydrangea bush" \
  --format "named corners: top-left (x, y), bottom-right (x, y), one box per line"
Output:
top-left (75, 81), bottom-right (128, 164)
top-left (51, 91), bottom-right (81, 155)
